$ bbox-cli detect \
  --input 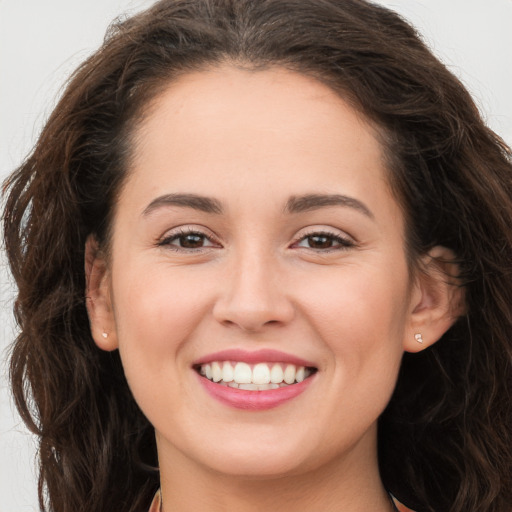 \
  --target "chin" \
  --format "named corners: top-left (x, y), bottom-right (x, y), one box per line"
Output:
top-left (186, 429), bottom-right (318, 478)
top-left (204, 452), bottom-right (312, 479)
